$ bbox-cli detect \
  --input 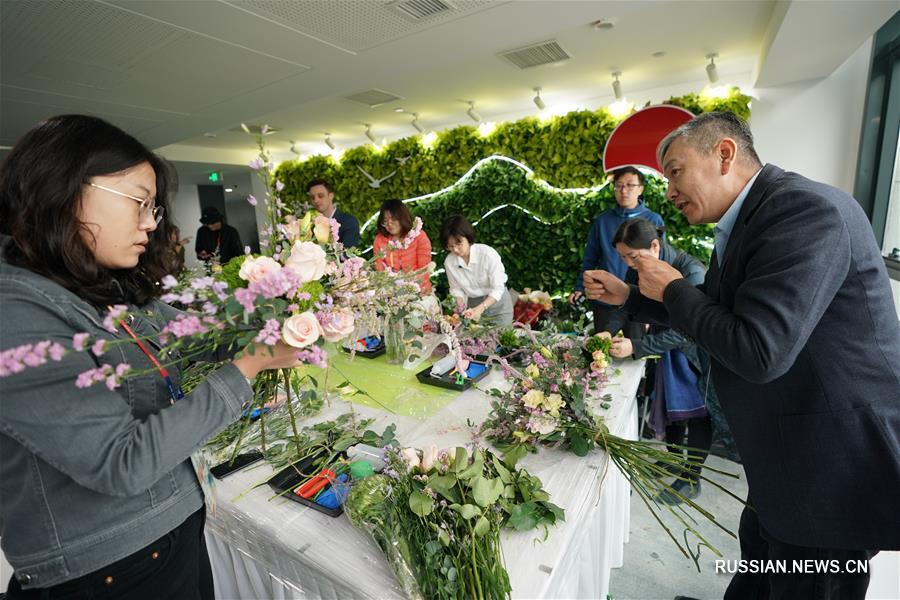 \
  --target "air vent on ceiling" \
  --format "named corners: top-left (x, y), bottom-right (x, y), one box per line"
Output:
top-left (343, 89), bottom-right (403, 107)
top-left (388, 0), bottom-right (455, 21)
top-left (499, 40), bottom-right (571, 70)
